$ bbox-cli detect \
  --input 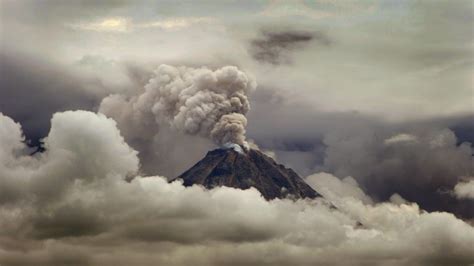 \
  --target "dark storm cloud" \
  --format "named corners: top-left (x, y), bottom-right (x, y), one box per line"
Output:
top-left (246, 92), bottom-right (474, 218)
top-left (450, 115), bottom-right (474, 145)
top-left (0, 52), bottom-right (99, 145)
top-left (322, 126), bottom-right (474, 218)
top-left (250, 30), bottom-right (328, 65)
top-left (0, 49), bottom-right (152, 147)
